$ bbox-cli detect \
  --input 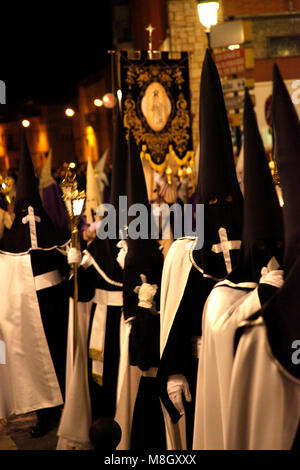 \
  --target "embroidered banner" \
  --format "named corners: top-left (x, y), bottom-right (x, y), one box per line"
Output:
top-left (120, 51), bottom-right (194, 172)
